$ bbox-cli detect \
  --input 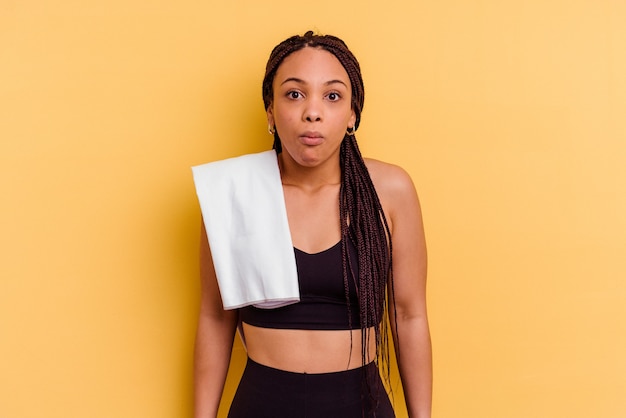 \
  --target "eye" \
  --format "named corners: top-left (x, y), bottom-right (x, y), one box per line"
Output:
top-left (287, 90), bottom-right (303, 100)
top-left (327, 92), bottom-right (341, 101)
